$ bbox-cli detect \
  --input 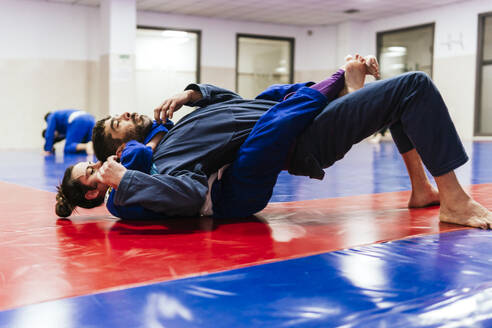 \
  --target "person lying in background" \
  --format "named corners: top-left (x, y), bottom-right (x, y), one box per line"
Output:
top-left (43, 109), bottom-right (95, 155)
